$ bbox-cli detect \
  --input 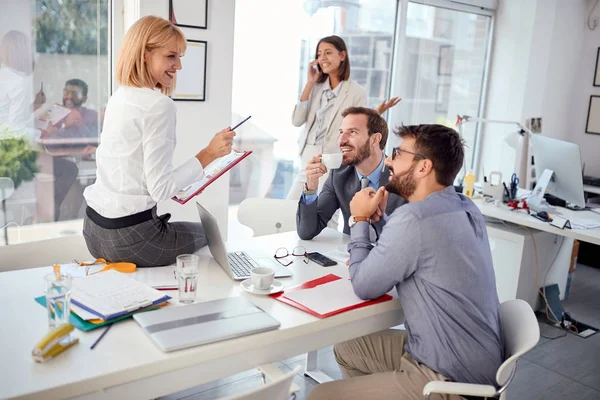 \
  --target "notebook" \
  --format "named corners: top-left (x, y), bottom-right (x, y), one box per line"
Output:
top-left (71, 270), bottom-right (171, 320)
top-left (134, 296), bottom-right (280, 352)
top-left (173, 150), bottom-right (252, 204)
top-left (271, 274), bottom-right (393, 318)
